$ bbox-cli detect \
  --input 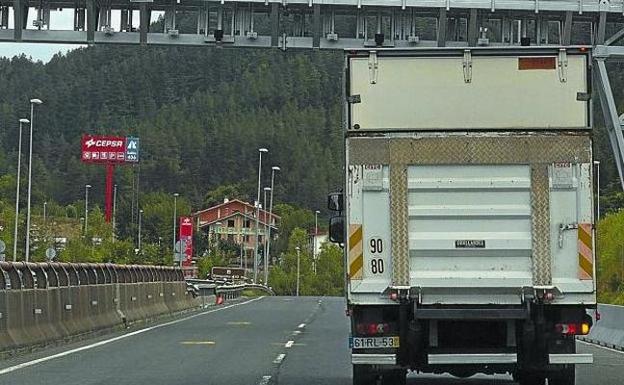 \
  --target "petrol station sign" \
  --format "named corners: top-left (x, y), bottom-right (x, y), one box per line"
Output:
top-left (80, 134), bottom-right (140, 223)
top-left (81, 135), bottom-right (140, 164)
